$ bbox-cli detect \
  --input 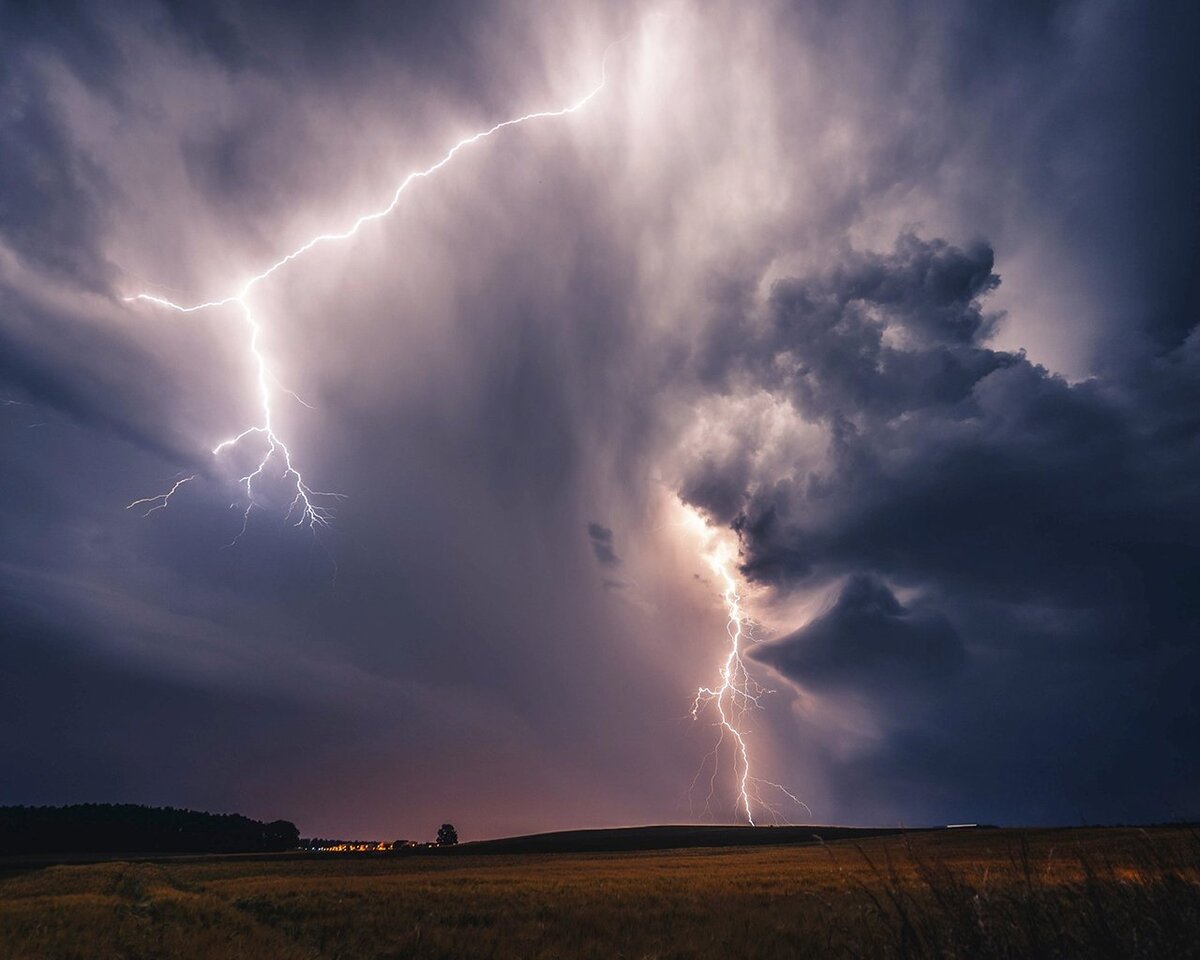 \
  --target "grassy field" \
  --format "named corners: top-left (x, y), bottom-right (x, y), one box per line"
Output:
top-left (1, 827), bottom-right (1197, 959)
